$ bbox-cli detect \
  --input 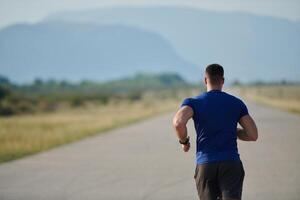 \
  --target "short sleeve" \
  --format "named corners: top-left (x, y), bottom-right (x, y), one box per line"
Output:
top-left (180, 98), bottom-right (195, 112)
top-left (239, 100), bottom-right (249, 120)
